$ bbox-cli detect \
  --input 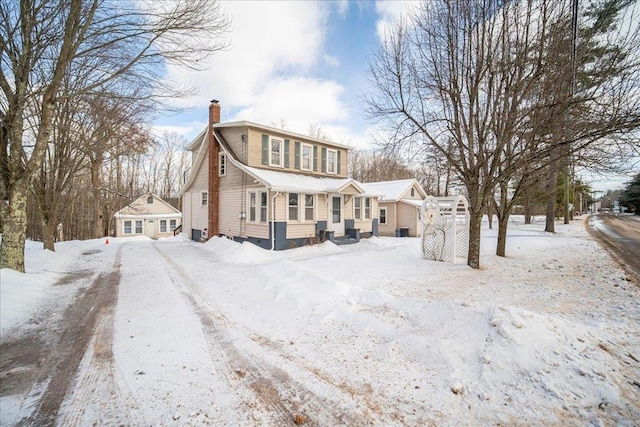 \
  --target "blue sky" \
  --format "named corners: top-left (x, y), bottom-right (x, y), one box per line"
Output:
top-left (153, 1), bottom-right (418, 148)
top-left (152, 0), bottom-right (633, 191)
